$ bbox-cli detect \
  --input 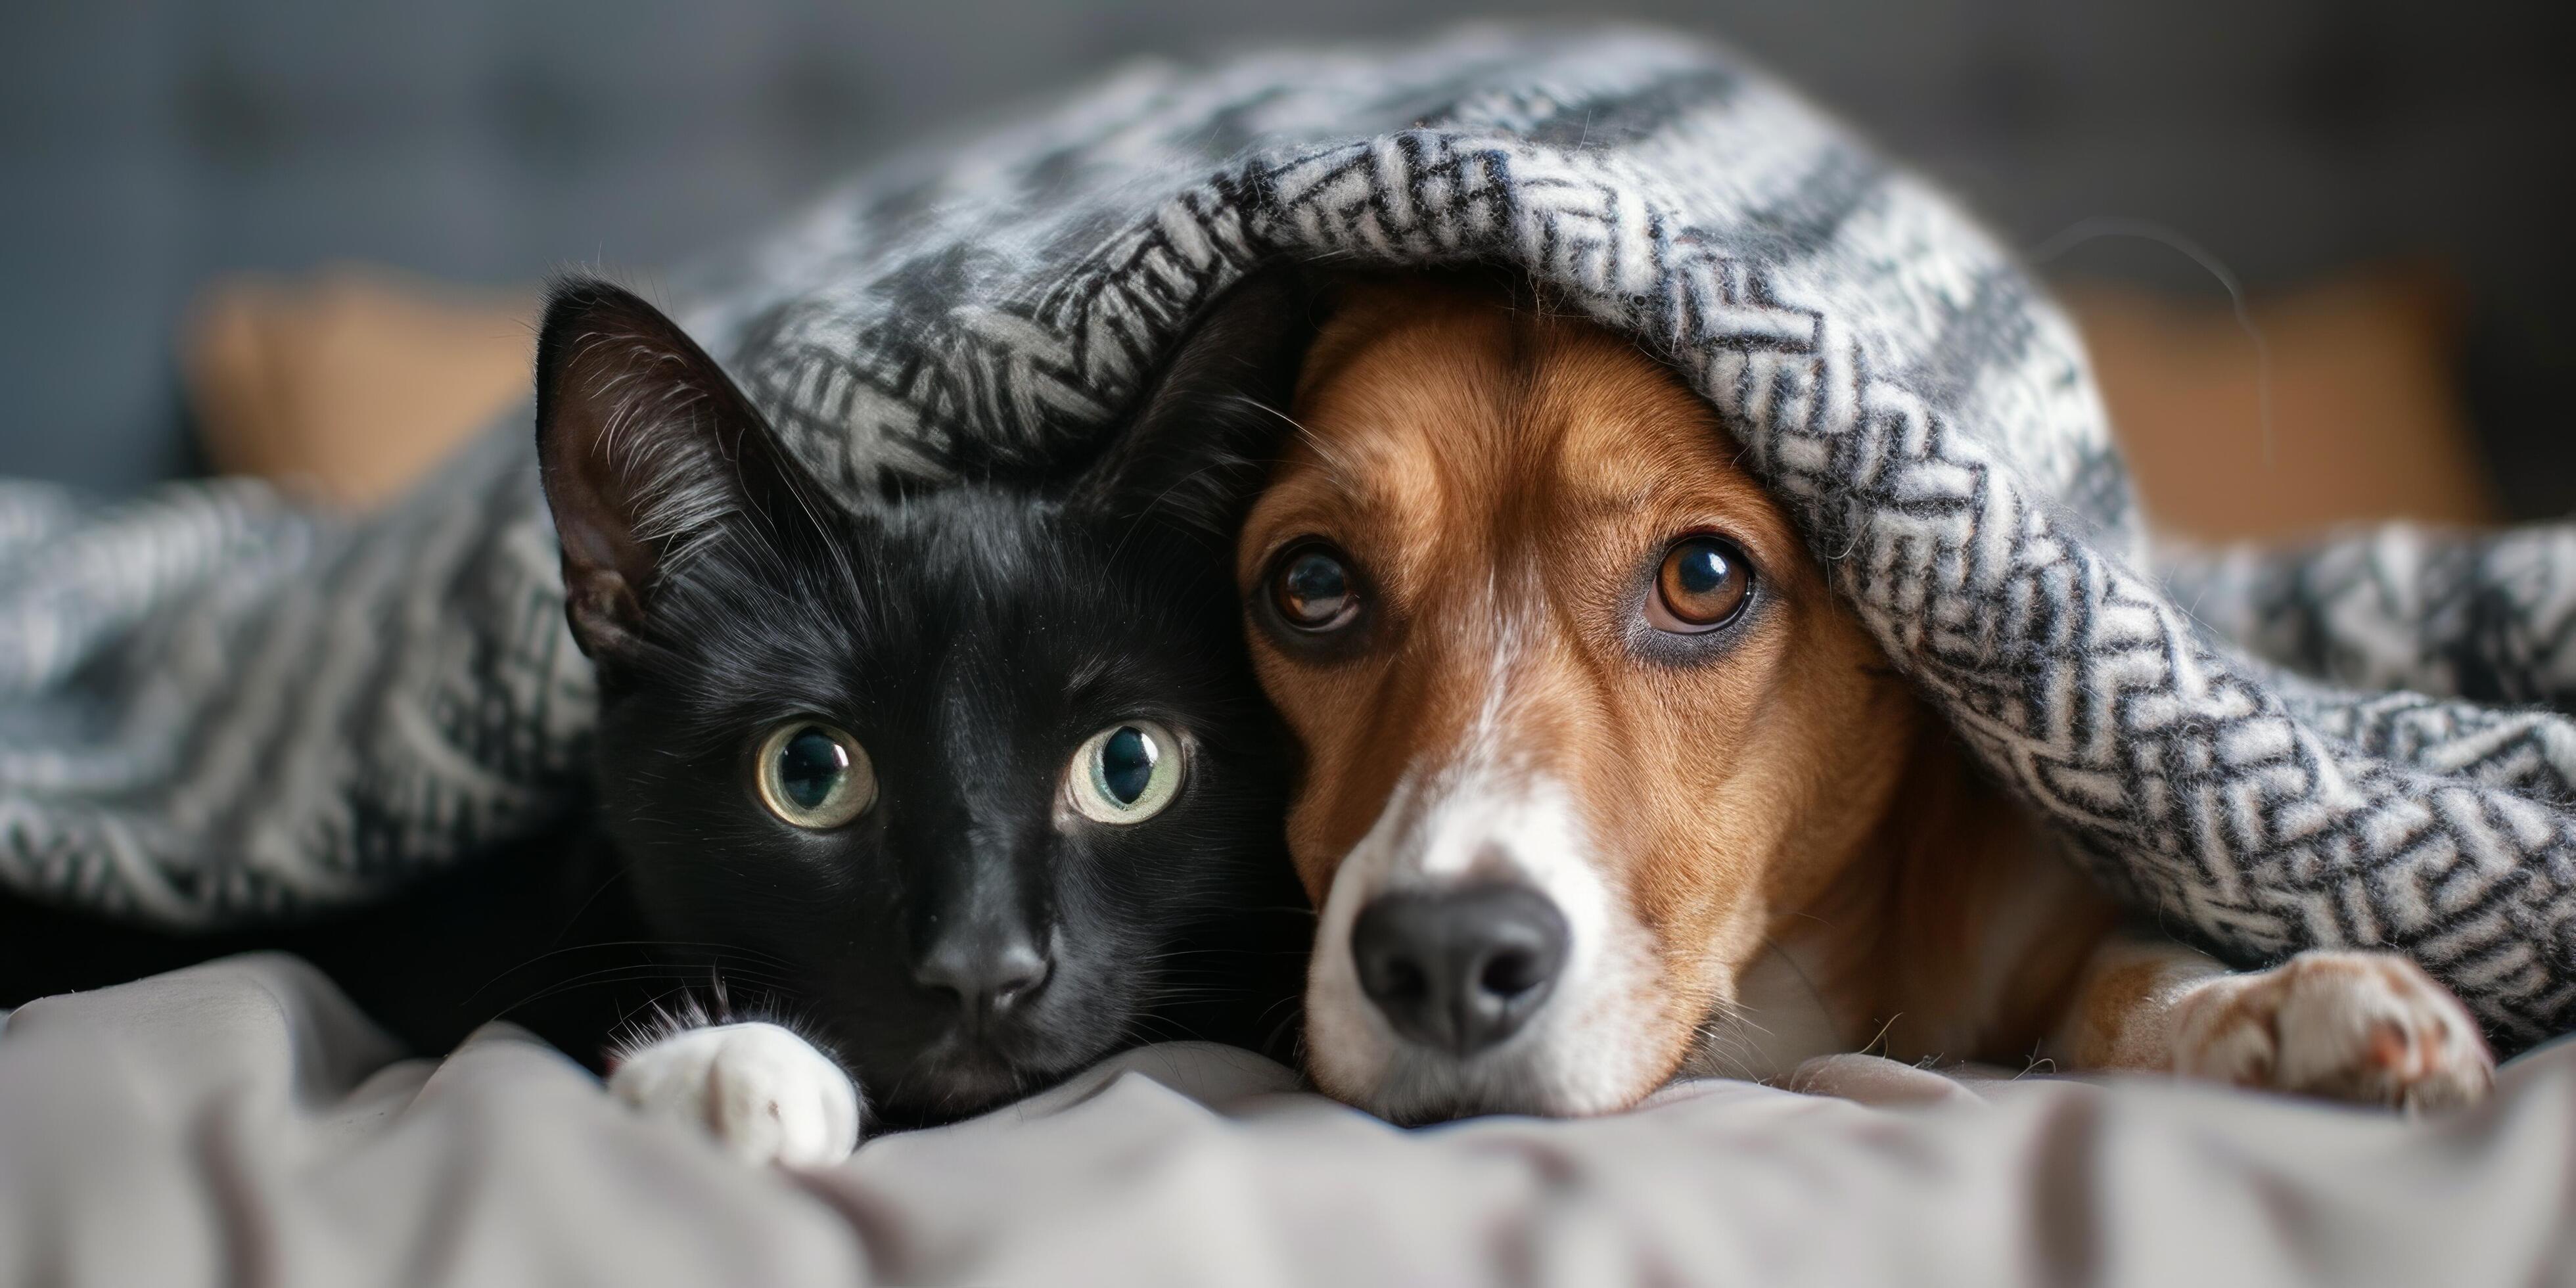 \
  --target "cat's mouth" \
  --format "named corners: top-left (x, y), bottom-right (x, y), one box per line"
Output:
top-left (873, 1037), bottom-right (1094, 1125)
